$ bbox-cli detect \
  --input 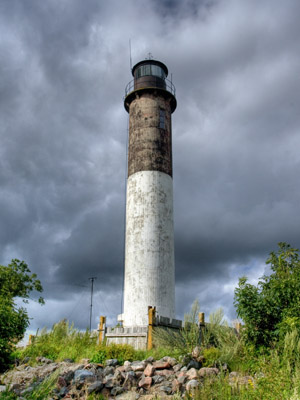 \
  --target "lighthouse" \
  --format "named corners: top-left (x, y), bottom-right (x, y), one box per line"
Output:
top-left (122, 58), bottom-right (177, 327)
